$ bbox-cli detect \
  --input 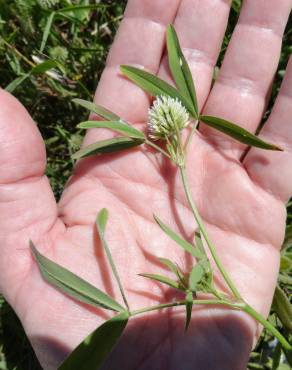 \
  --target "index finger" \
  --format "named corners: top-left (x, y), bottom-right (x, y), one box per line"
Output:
top-left (86, 0), bottom-right (181, 147)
